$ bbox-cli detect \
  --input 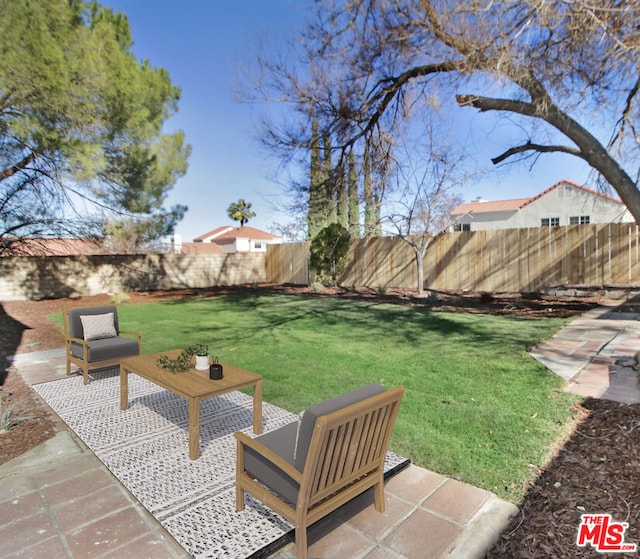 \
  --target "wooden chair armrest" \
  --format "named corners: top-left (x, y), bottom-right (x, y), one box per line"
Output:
top-left (67, 336), bottom-right (88, 346)
top-left (235, 431), bottom-right (302, 483)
